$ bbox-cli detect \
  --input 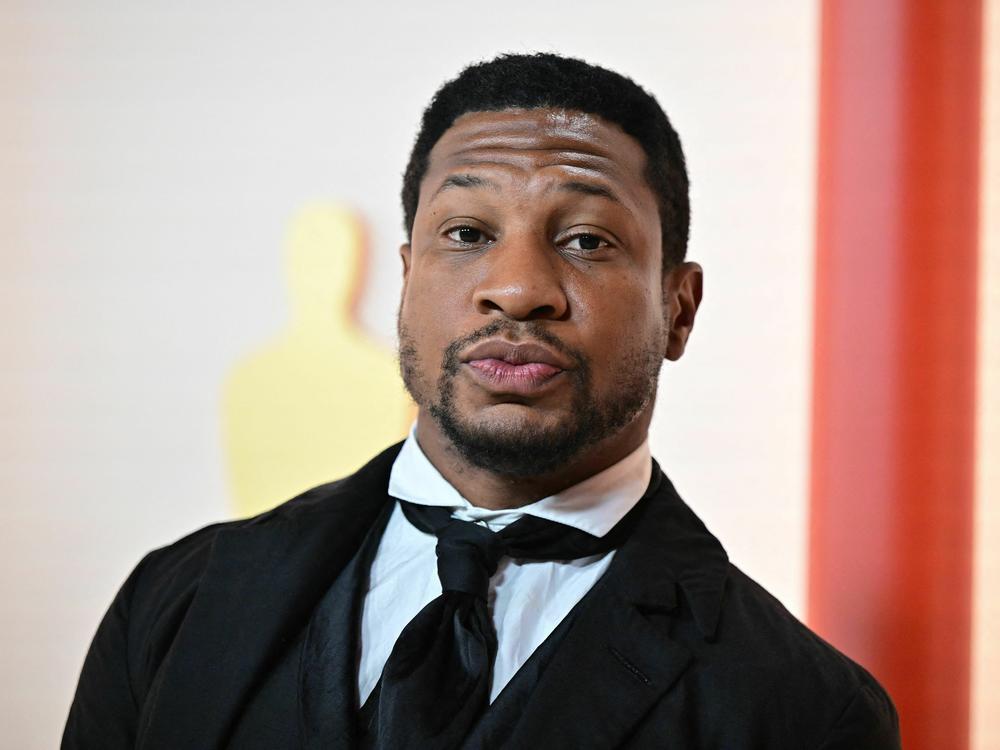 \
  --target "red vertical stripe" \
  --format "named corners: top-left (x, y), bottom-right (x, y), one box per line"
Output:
top-left (810, 2), bottom-right (981, 748)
